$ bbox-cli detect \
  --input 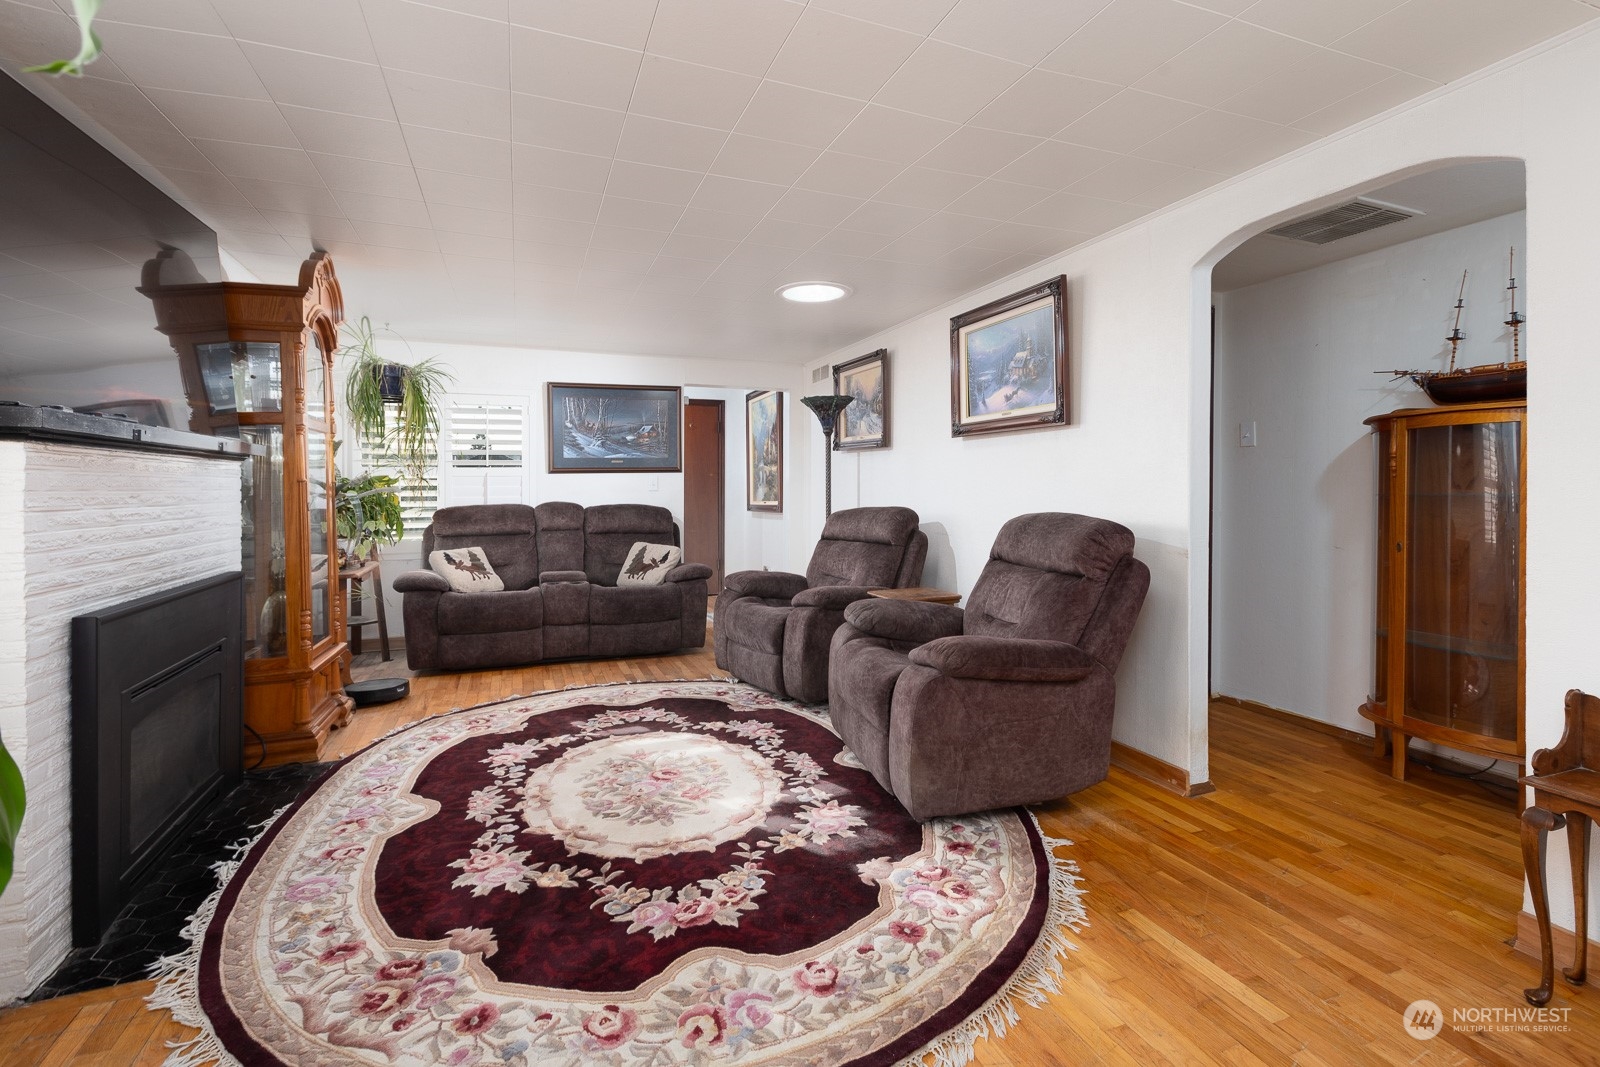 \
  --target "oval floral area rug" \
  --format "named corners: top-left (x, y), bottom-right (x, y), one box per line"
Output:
top-left (152, 681), bottom-right (1083, 1067)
